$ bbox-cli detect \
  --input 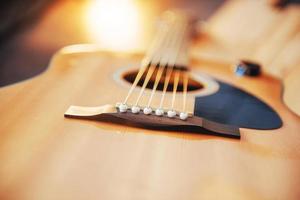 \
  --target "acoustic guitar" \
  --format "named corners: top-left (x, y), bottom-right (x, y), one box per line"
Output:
top-left (0, 1), bottom-right (300, 200)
